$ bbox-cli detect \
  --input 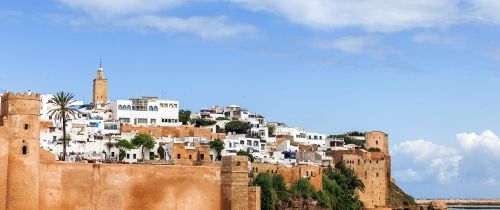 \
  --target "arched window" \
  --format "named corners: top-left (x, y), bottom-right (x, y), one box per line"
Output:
top-left (127, 105), bottom-right (131, 110)
top-left (118, 105), bottom-right (123, 110)
top-left (154, 106), bottom-right (158, 111)
top-left (148, 106), bottom-right (153, 111)
top-left (22, 145), bottom-right (27, 155)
